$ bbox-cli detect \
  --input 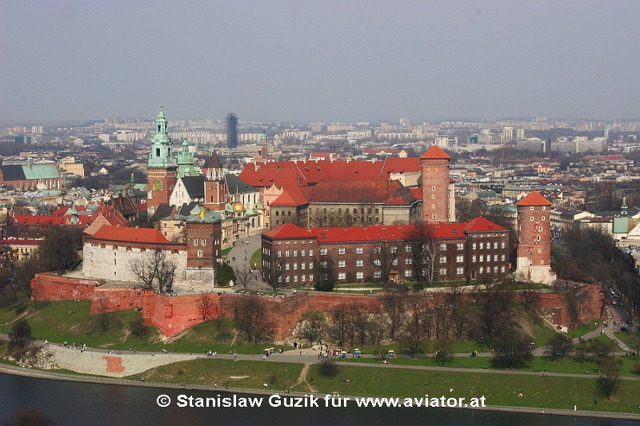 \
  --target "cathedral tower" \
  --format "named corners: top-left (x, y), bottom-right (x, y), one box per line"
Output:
top-left (147, 108), bottom-right (177, 215)
top-left (203, 151), bottom-right (227, 211)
